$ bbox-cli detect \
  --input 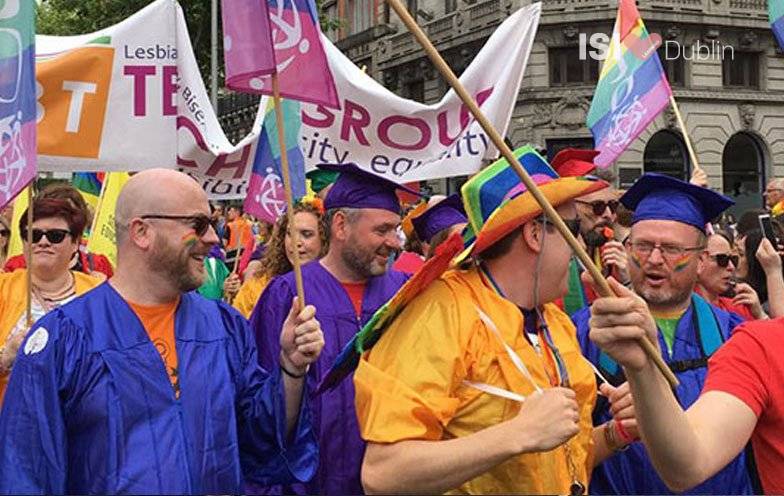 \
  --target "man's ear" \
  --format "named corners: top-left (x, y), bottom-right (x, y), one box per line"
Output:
top-left (129, 219), bottom-right (152, 250)
top-left (331, 211), bottom-right (348, 242)
top-left (522, 222), bottom-right (542, 253)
